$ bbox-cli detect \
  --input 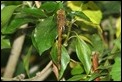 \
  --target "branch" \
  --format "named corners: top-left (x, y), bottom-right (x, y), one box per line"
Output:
top-left (27, 61), bottom-right (52, 81)
top-left (1, 61), bottom-right (53, 81)
top-left (52, 63), bottom-right (59, 80)
top-left (35, 1), bottom-right (41, 8)
top-left (1, 68), bottom-right (5, 74)
top-left (3, 24), bottom-right (28, 78)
